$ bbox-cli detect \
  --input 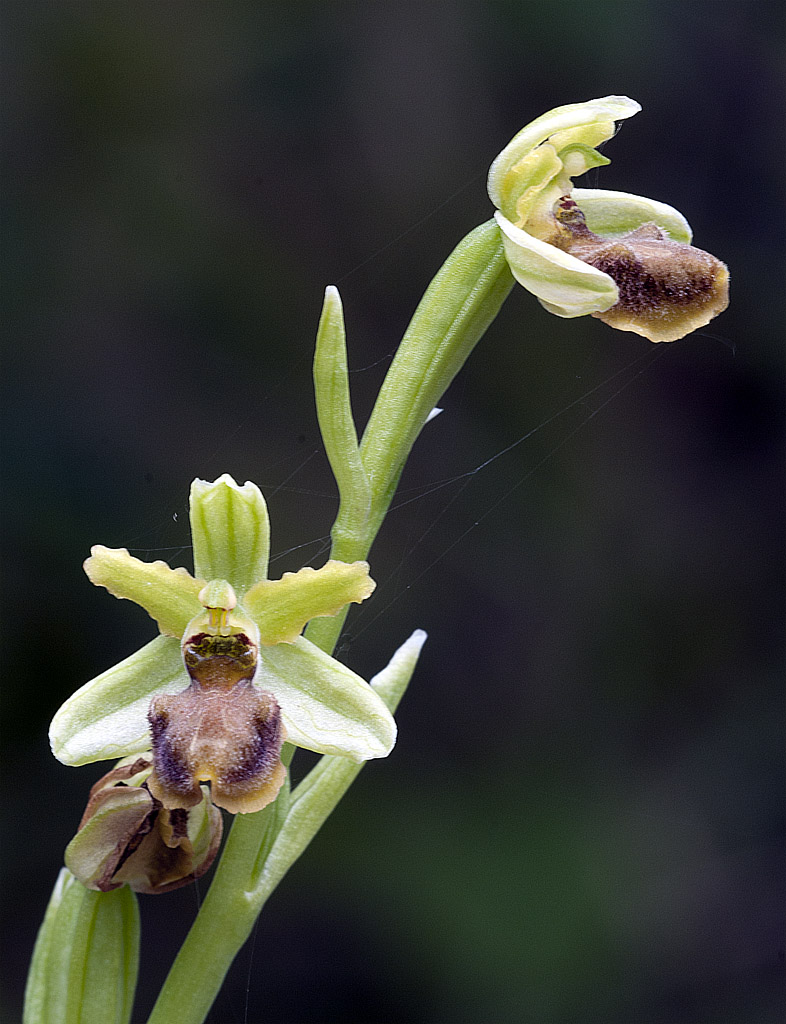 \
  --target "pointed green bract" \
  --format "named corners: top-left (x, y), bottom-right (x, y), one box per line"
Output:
top-left (313, 286), bottom-right (372, 547)
top-left (256, 635), bottom-right (396, 760)
top-left (24, 869), bottom-right (139, 1024)
top-left (571, 188), bottom-right (693, 242)
top-left (84, 546), bottom-right (203, 638)
top-left (244, 560), bottom-right (375, 644)
top-left (495, 212), bottom-right (619, 317)
top-left (50, 636), bottom-right (186, 766)
top-left (256, 631), bottom-right (427, 901)
top-left (190, 475), bottom-right (271, 591)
